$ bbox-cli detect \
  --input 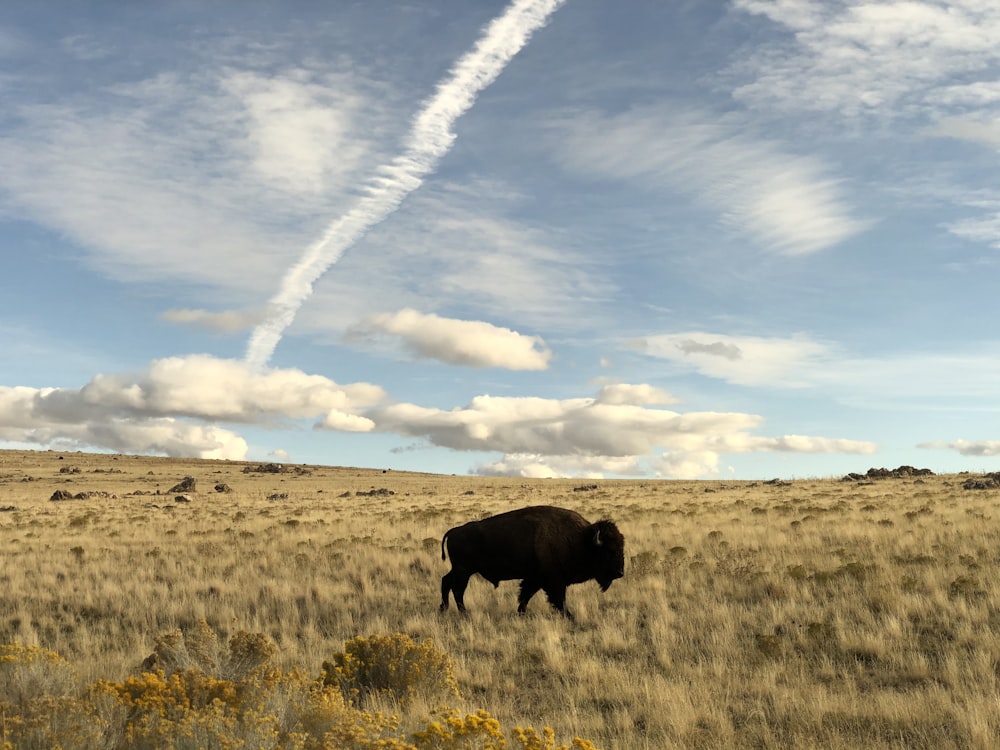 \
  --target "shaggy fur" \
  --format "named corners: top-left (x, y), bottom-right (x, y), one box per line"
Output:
top-left (440, 505), bottom-right (625, 619)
